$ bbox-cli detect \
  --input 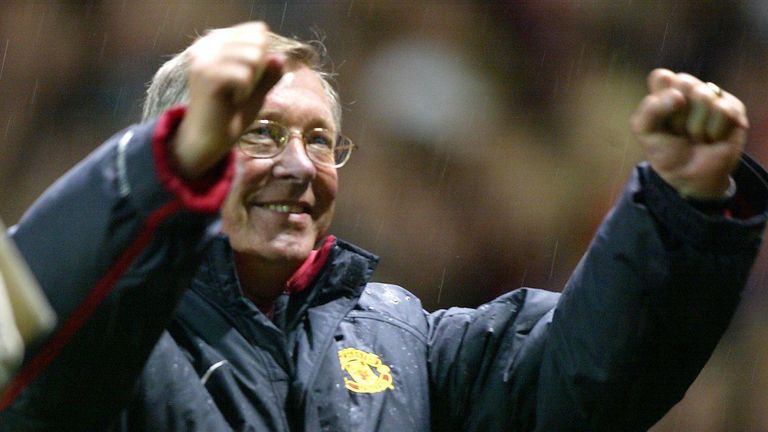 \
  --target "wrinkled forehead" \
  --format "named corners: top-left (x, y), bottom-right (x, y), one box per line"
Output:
top-left (263, 66), bottom-right (335, 128)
